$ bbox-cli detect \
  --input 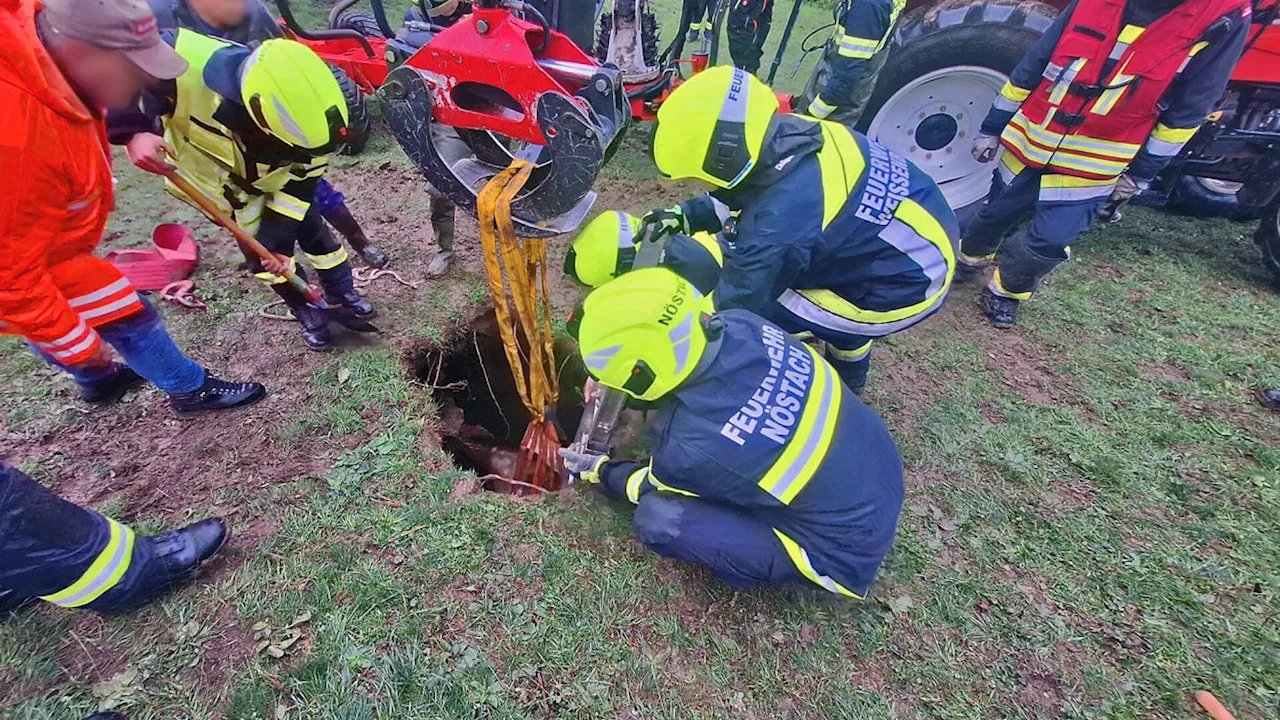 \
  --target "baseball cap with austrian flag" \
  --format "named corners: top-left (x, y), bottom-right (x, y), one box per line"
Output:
top-left (42, 0), bottom-right (188, 80)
